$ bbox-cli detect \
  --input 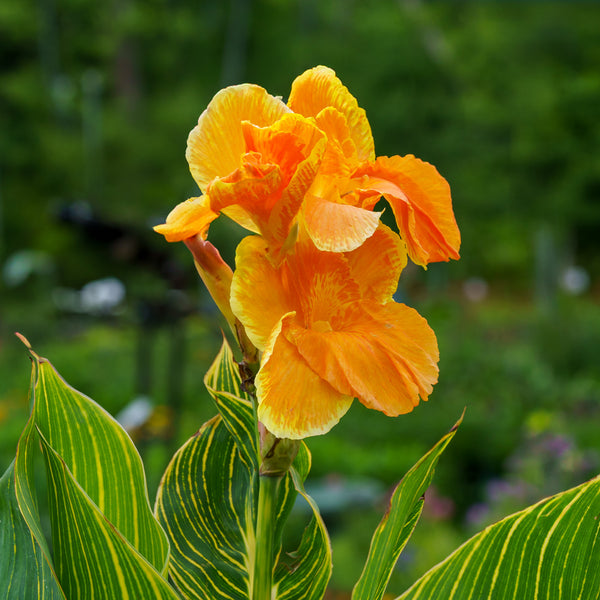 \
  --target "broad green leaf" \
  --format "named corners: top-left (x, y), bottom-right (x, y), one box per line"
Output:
top-left (155, 415), bottom-right (255, 599)
top-left (156, 338), bottom-right (332, 599)
top-left (396, 474), bottom-right (600, 600)
top-left (38, 429), bottom-right (180, 599)
top-left (352, 414), bottom-right (462, 600)
top-left (30, 347), bottom-right (169, 573)
top-left (5, 348), bottom-right (65, 598)
top-left (5, 337), bottom-right (176, 598)
top-left (0, 461), bottom-right (65, 599)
